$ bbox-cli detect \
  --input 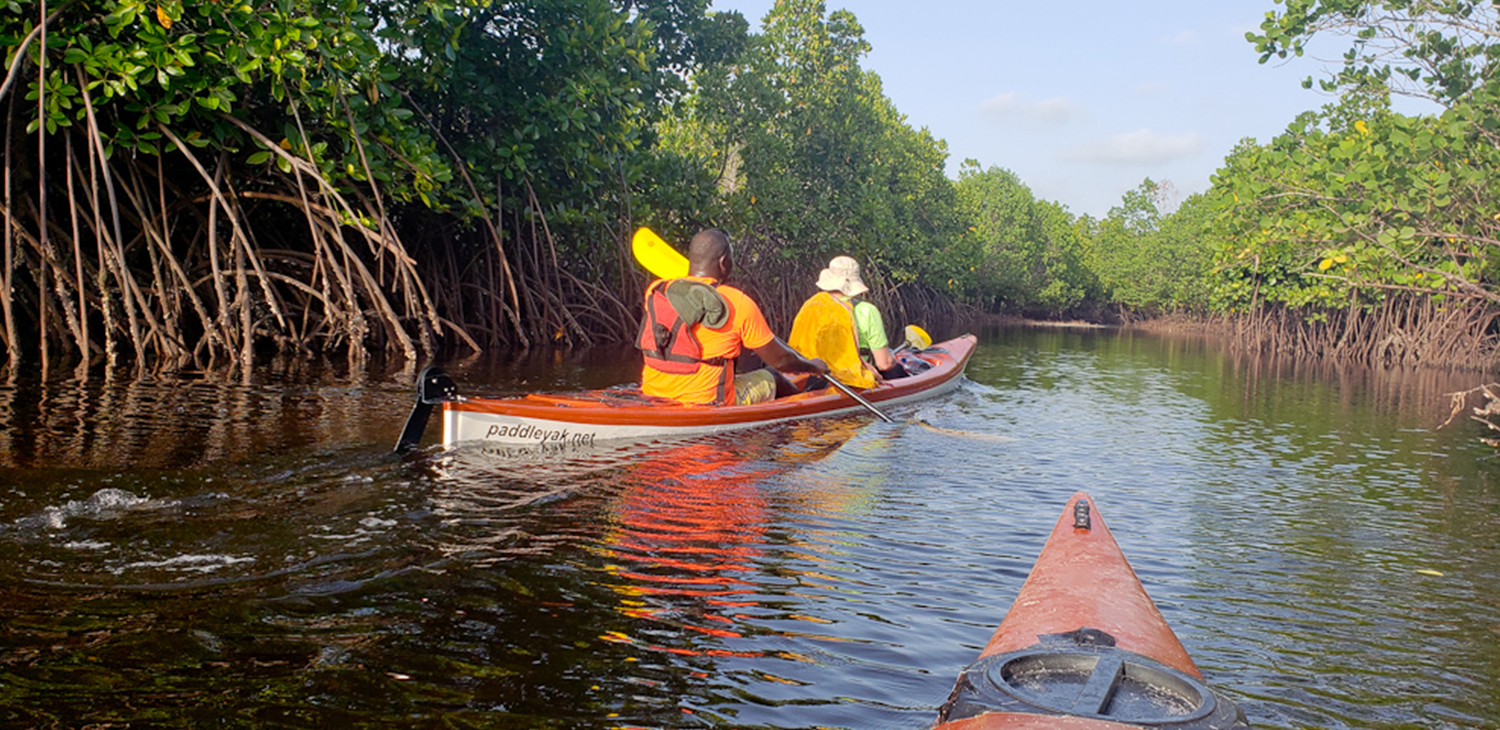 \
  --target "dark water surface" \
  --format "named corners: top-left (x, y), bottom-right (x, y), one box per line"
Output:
top-left (2, 327), bottom-right (1497, 729)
